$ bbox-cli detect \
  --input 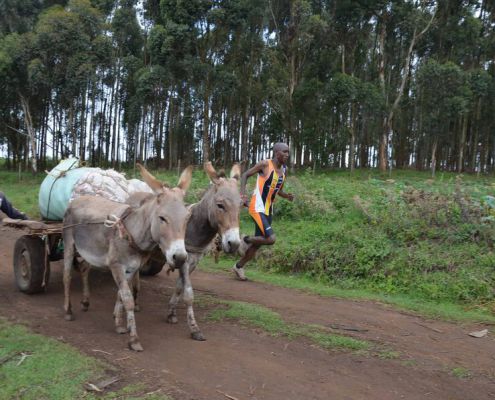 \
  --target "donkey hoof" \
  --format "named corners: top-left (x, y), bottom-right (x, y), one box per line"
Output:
top-left (80, 301), bottom-right (90, 311)
top-left (191, 331), bottom-right (206, 341)
top-left (134, 304), bottom-right (141, 312)
top-left (64, 314), bottom-right (74, 321)
top-left (116, 326), bottom-right (128, 334)
top-left (167, 315), bottom-right (178, 324)
top-left (129, 340), bottom-right (144, 352)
